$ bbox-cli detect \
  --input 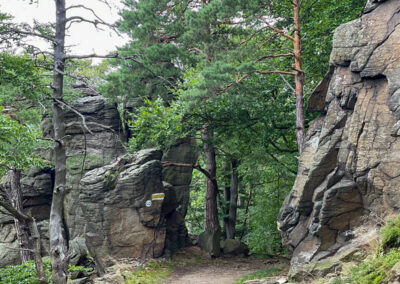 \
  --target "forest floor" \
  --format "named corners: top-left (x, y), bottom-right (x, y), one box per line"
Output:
top-left (163, 247), bottom-right (289, 284)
